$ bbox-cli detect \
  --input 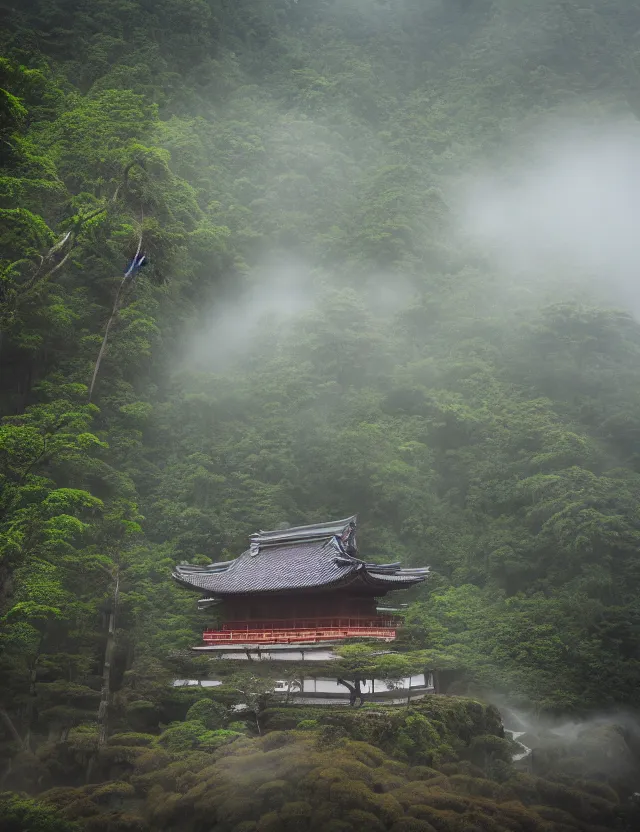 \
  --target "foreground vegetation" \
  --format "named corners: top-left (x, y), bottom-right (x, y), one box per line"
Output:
top-left (4, 696), bottom-right (640, 832)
